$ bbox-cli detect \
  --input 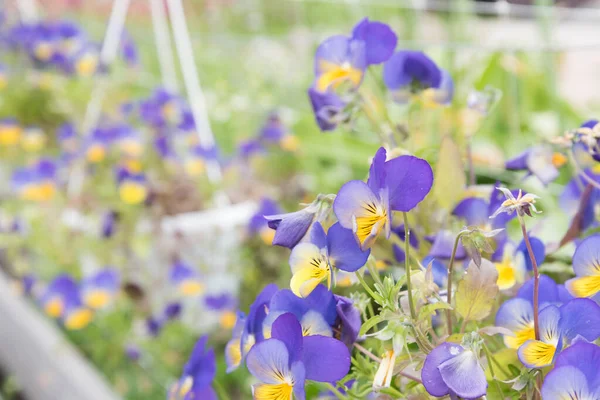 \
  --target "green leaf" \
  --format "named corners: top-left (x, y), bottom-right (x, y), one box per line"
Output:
top-left (417, 302), bottom-right (452, 322)
top-left (359, 314), bottom-right (385, 337)
top-left (432, 136), bottom-right (466, 210)
top-left (455, 259), bottom-right (499, 322)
